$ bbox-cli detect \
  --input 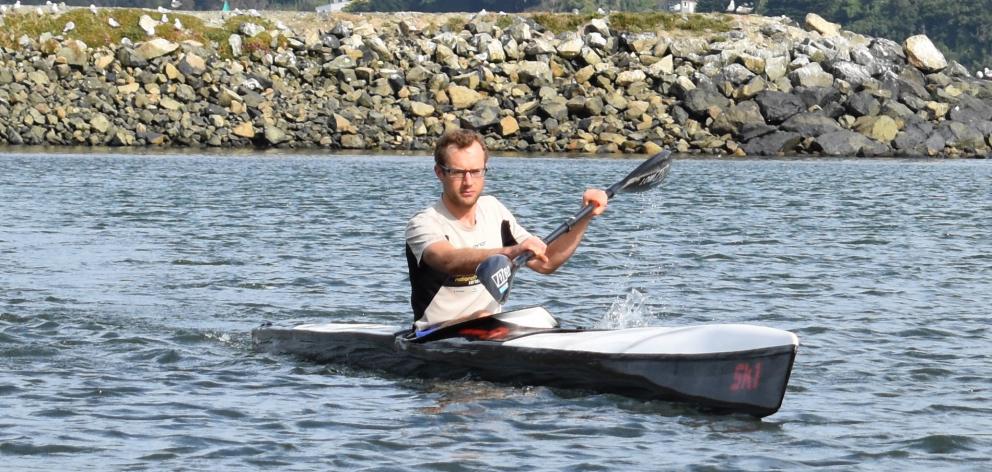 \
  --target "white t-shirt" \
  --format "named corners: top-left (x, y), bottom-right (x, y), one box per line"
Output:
top-left (405, 195), bottom-right (533, 331)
